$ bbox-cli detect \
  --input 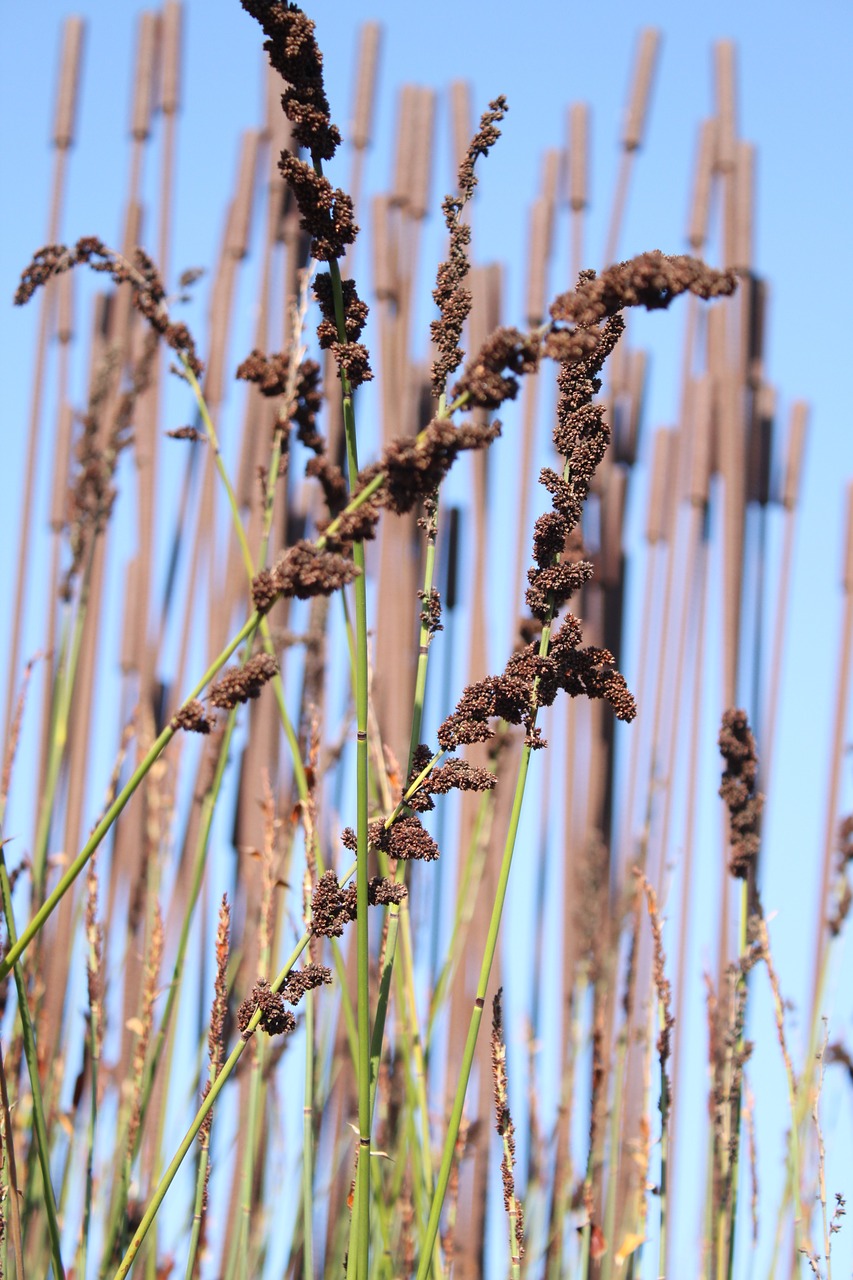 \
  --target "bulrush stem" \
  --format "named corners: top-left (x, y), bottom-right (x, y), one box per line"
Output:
top-left (0, 859), bottom-right (66, 1280)
top-left (322, 242), bottom-right (372, 1280)
top-left (417, 738), bottom-right (535, 1280)
top-left (417, 589), bottom-right (559, 1277)
top-left (0, 609), bottom-right (255, 981)
top-left (110, 918), bottom-right (325, 1280)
